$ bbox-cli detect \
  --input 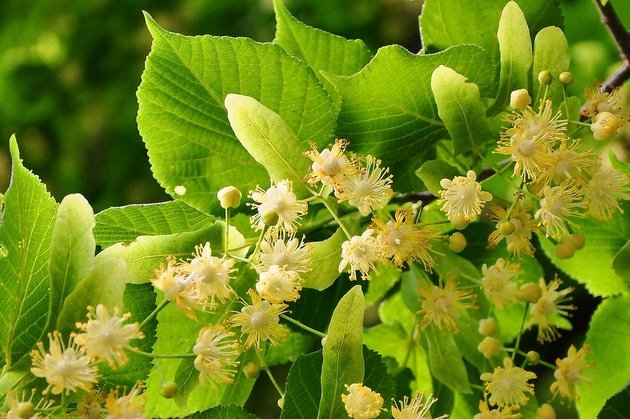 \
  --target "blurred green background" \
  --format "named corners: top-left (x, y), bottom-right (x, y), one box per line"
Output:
top-left (1, 0), bottom-right (627, 211)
